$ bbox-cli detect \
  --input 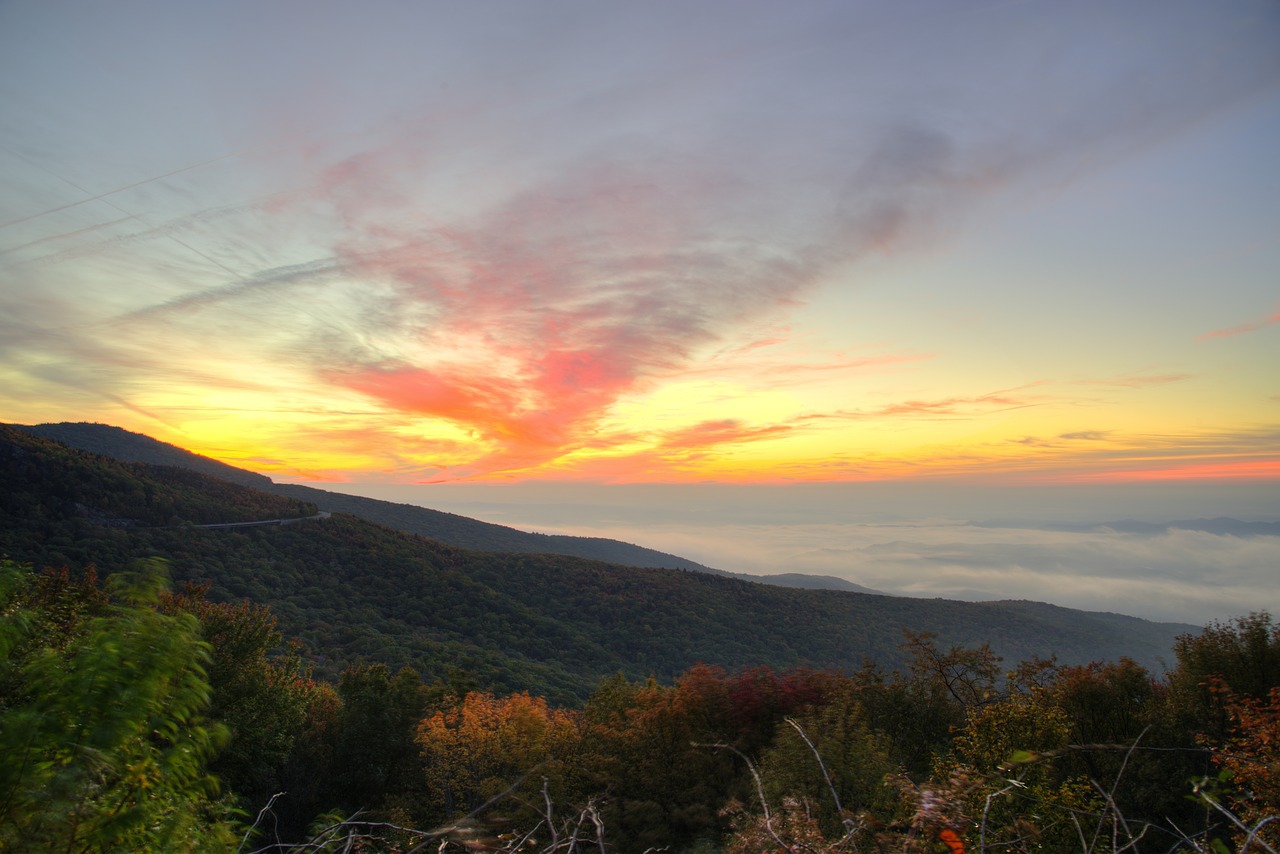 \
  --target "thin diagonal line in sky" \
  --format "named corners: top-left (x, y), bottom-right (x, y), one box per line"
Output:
top-left (0, 150), bottom-right (239, 230)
